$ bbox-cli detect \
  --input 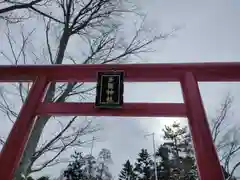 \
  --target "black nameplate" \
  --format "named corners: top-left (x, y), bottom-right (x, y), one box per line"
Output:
top-left (95, 71), bottom-right (124, 108)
